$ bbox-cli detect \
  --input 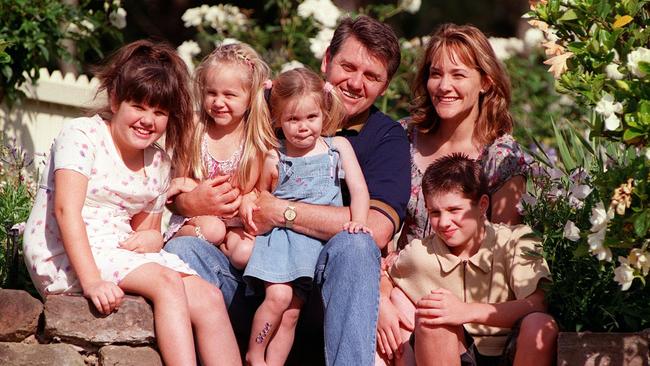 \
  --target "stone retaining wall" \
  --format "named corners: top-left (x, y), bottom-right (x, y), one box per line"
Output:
top-left (0, 289), bottom-right (161, 366)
